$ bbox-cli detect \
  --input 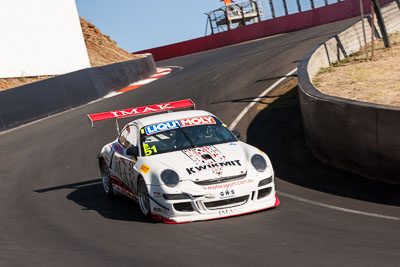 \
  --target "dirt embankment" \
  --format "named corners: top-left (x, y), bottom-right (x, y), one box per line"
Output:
top-left (0, 17), bottom-right (141, 91)
top-left (313, 31), bottom-right (400, 107)
top-left (80, 18), bottom-right (142, 67)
